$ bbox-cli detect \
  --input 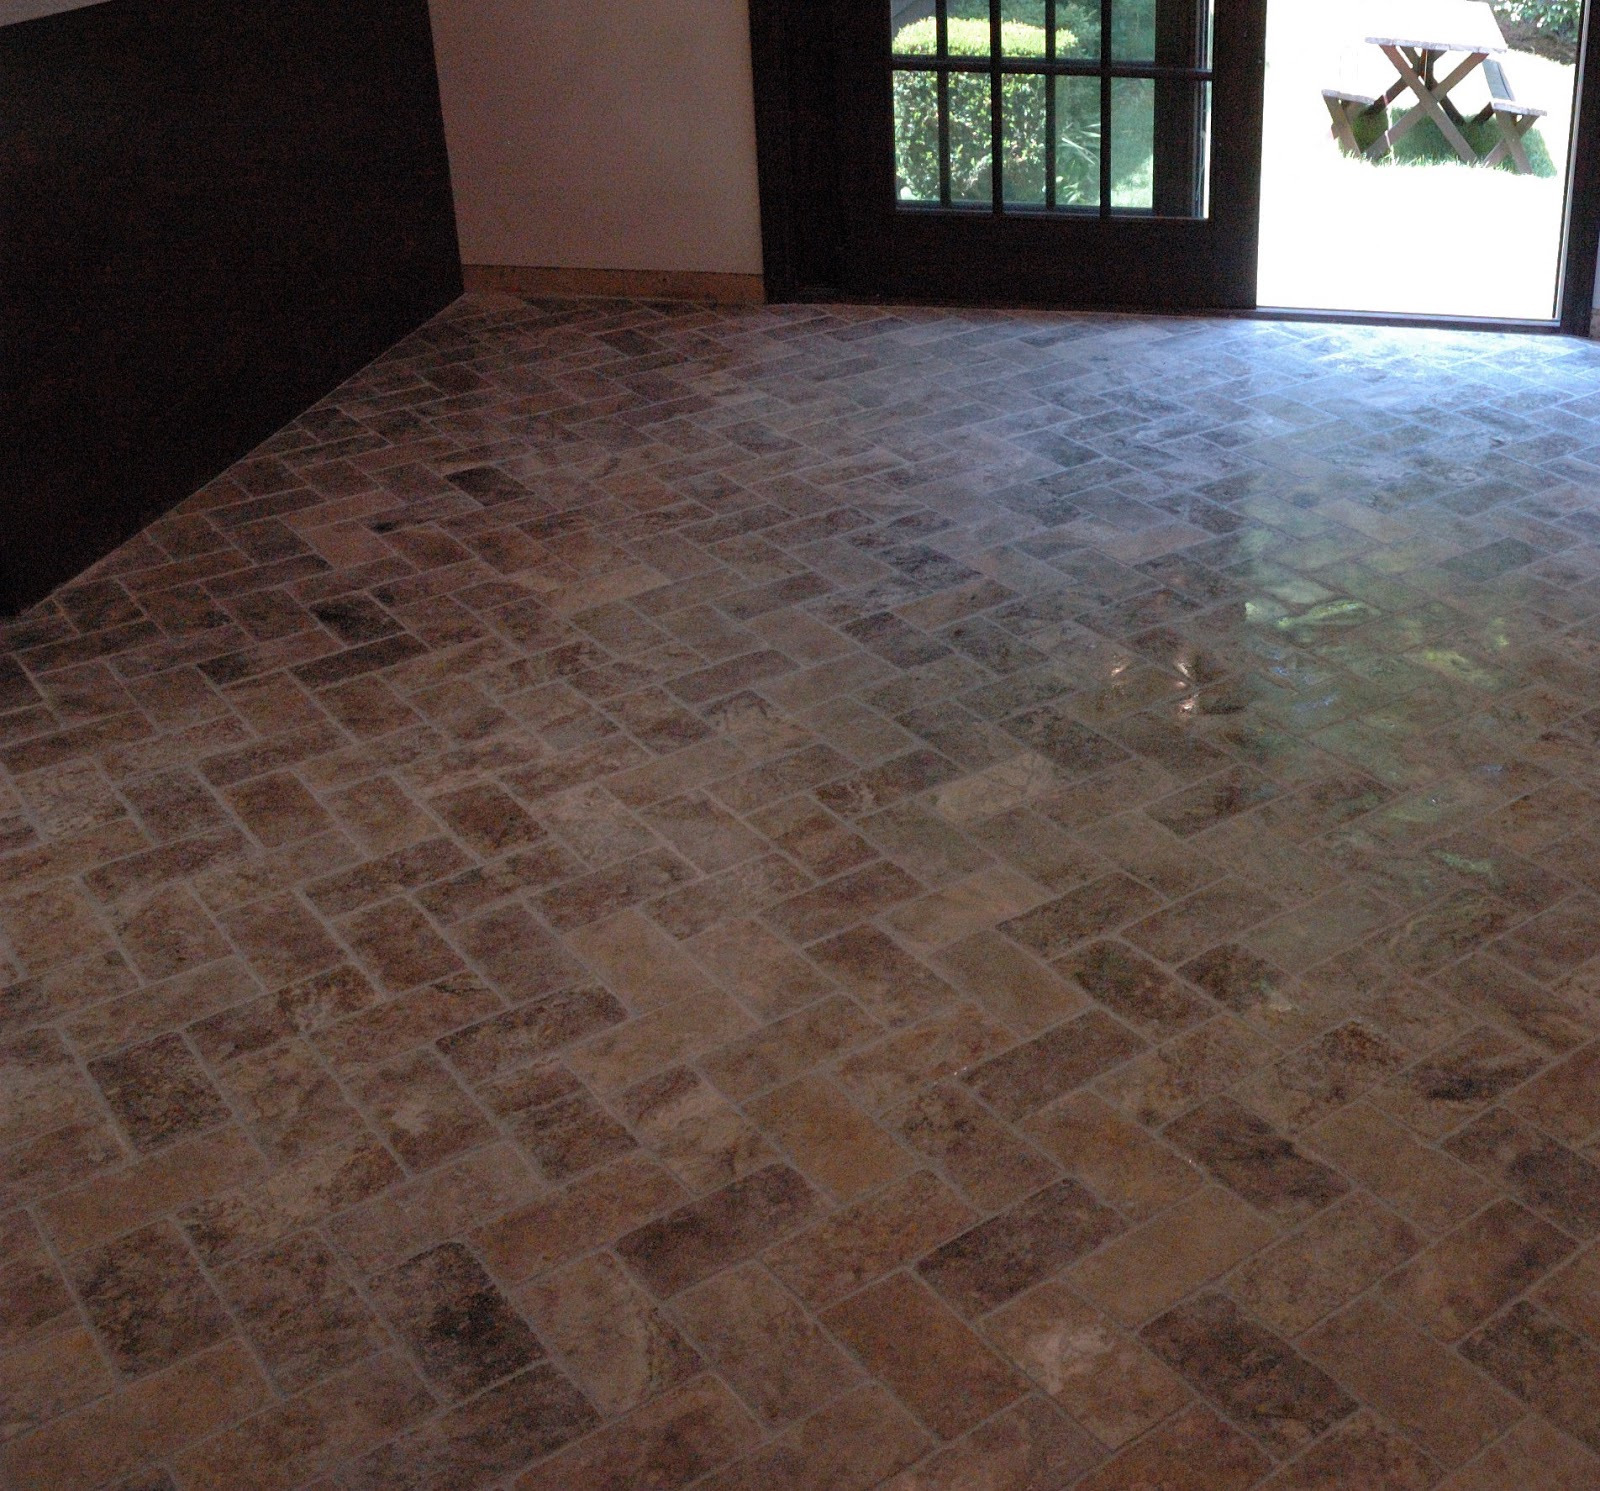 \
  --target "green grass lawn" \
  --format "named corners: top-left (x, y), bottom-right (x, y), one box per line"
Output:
top-left (1344, 100), bottom-right (1556, 176)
